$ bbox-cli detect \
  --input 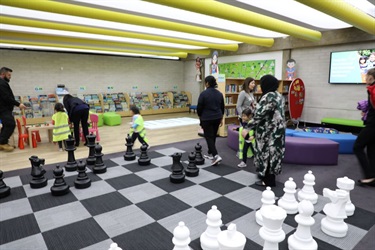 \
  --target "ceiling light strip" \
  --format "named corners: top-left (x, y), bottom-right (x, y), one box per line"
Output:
top-left (0, 0), bottom-right (274, 47)
top-left (296, 0), bottom-right (375, 35)
top-left (0, 16), bottom-right (239, 51)
top-left (0, 40), bottom-right (186, 59)
top-left (144, 0), bottom-right (322, 41)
